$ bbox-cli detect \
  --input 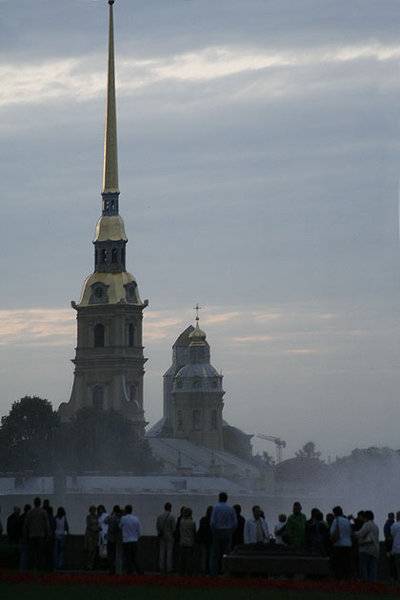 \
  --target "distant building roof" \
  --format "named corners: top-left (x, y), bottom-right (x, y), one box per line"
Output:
top-left (223, 421), bottom-right (253, 440)
top-left (173, 326), bottom-right (195, 347)
top-left (148, 437), bottom-right (260, 484)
